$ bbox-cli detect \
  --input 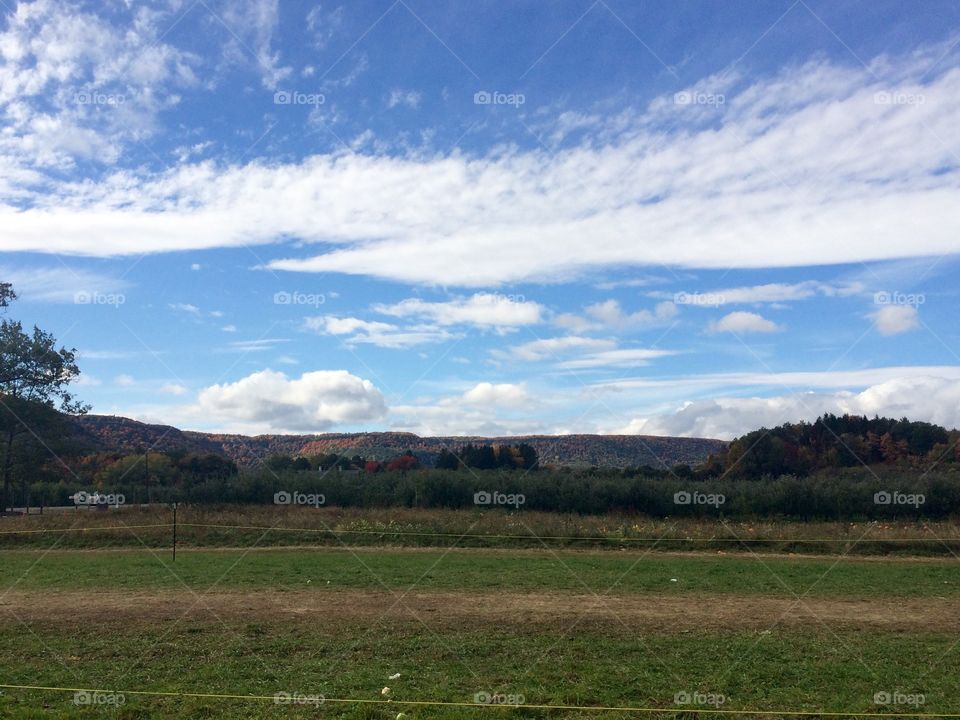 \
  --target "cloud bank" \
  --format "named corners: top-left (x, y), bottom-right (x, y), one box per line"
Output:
top-left (3, 43), bottom-right (960, 286)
